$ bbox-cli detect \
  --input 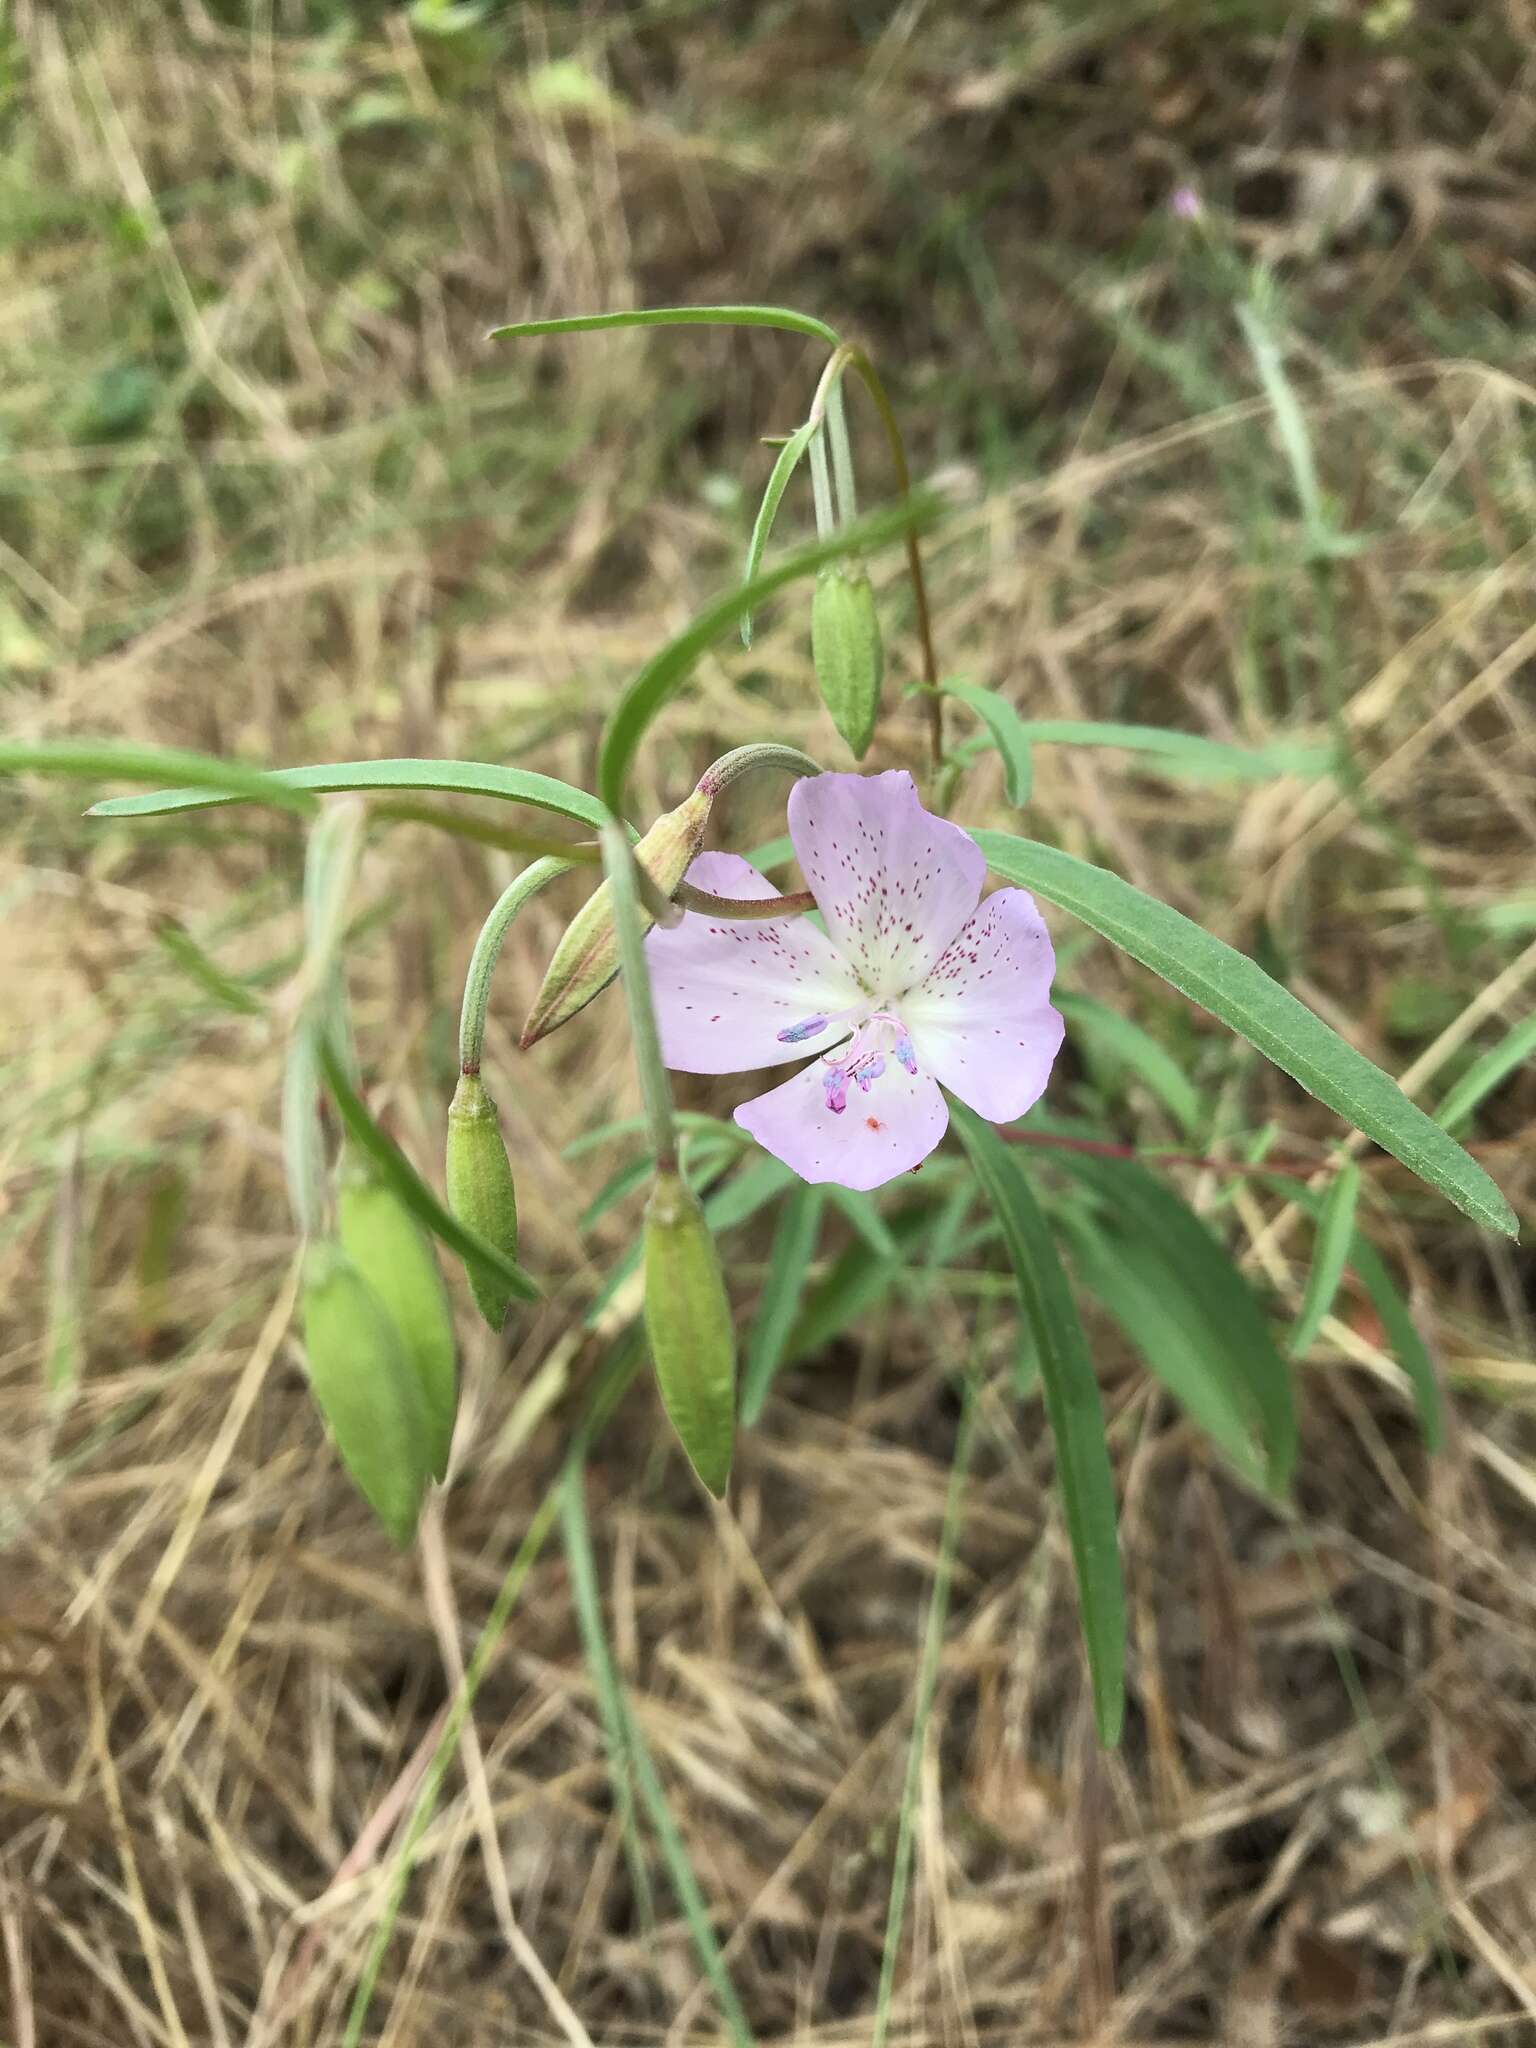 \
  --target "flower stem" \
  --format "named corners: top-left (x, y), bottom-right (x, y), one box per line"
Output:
top-left (458, 856), bottom-right (573, 1076)
top-left (808, 426), bottom-right (836, 540)
top-left (846, 347), bottom-right (943, 771)
top-left (825, 378), bottom-right (859, 525)
top-left (674, 882), bottom-right (816, 921)
top-left (695, 742), bottom-right (822, 801)
top-left (602, 817), bottom-right (678, 1175)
